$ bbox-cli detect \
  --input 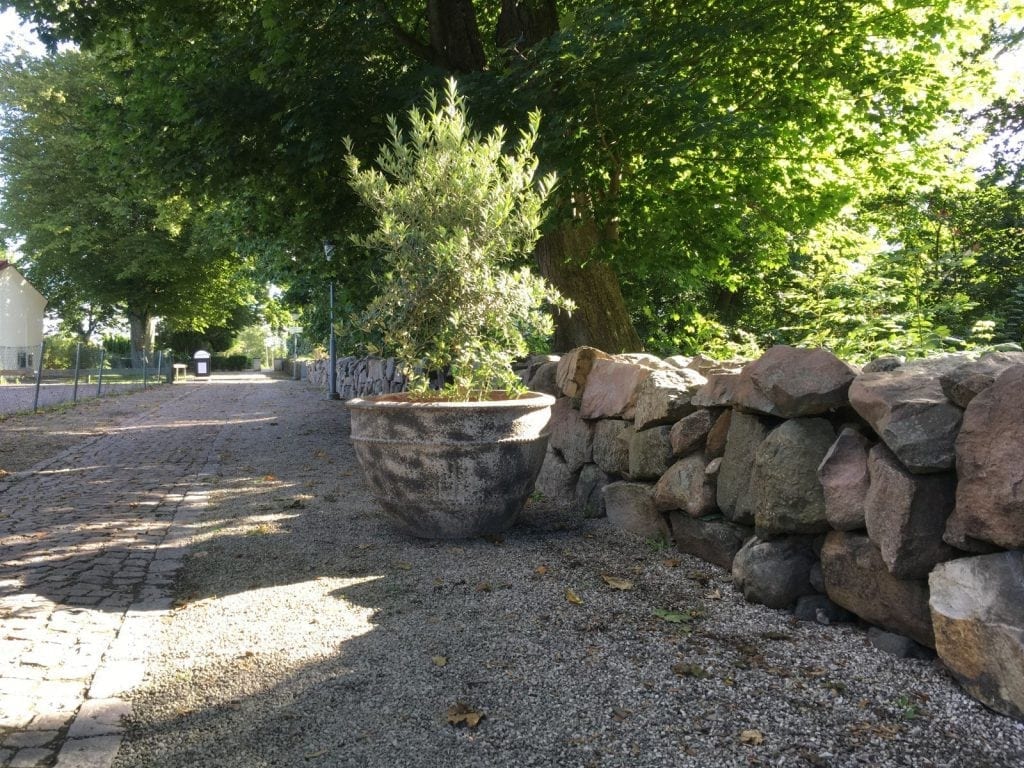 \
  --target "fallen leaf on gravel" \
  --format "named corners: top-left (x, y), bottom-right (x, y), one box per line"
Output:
top-left (261, 474), bottom-right (277, 482)
top-left (356, 543), bottom-right (372, 550)
top-left (0, 469), bottom-right (8, 478)
top-left (662, 557), bottom-right (681, 568)
top-left (534, 565), bottom-right (548, 575)
top-left (283, 499), bottom-right (305, 509)
top-left (739, 729), bottom-right (765, 746)
top-left (687, 570), bottom-right (712, 586)
top-left (447, 703), bottom-right (484, 728)
top-left (671, 662), bottom-right (709, 678)
top-left (313, 450), bottom-right (328, 459)
top-left (601, 575), bottom-right (634, 591)
top-left (610, 707), bottom-right (631, 721)
top-left (704, 589), bottom-right (722, 600)
top-left (395, 561), bottom-right (413, 570)
top-left (432, 655), bottom-right (448, 667)
top-left (565, 589), bottom-right (584, 605)
top-left (653, 608), bottom-right (691, 624)
top-left (475, 581), bottom-right (492, 593)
